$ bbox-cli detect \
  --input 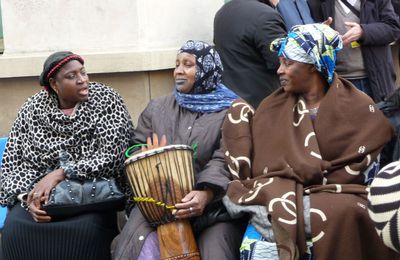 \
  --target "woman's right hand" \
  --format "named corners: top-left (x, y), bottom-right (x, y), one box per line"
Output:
top-left (174, 189), bottom-right (214, 219)
top-left (27, 168), bottom-right (65, 222)
top-left (28, 196), bottom-right (51, 222)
